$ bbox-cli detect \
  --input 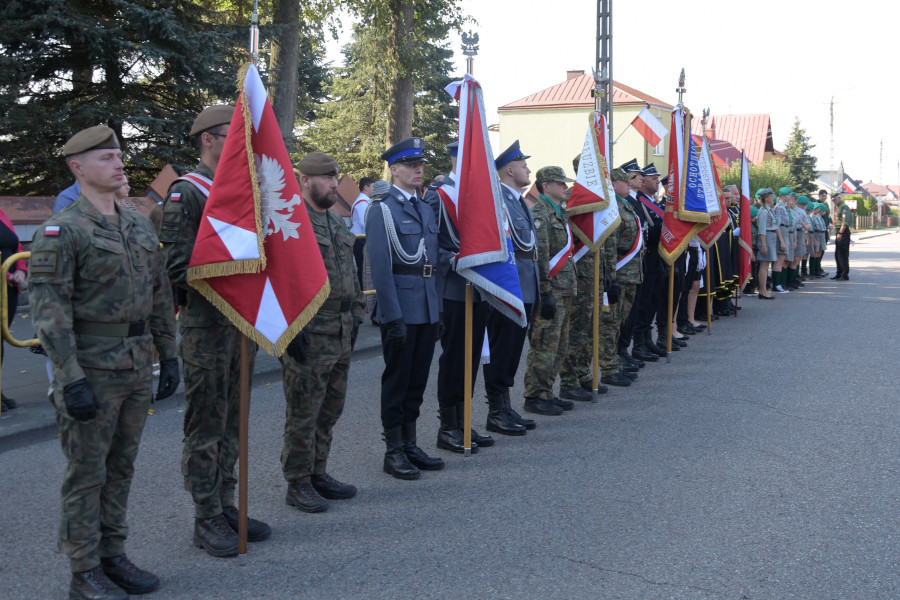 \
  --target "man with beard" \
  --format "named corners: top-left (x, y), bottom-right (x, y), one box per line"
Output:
top-left (280, 153), bottom-right (365, 512)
